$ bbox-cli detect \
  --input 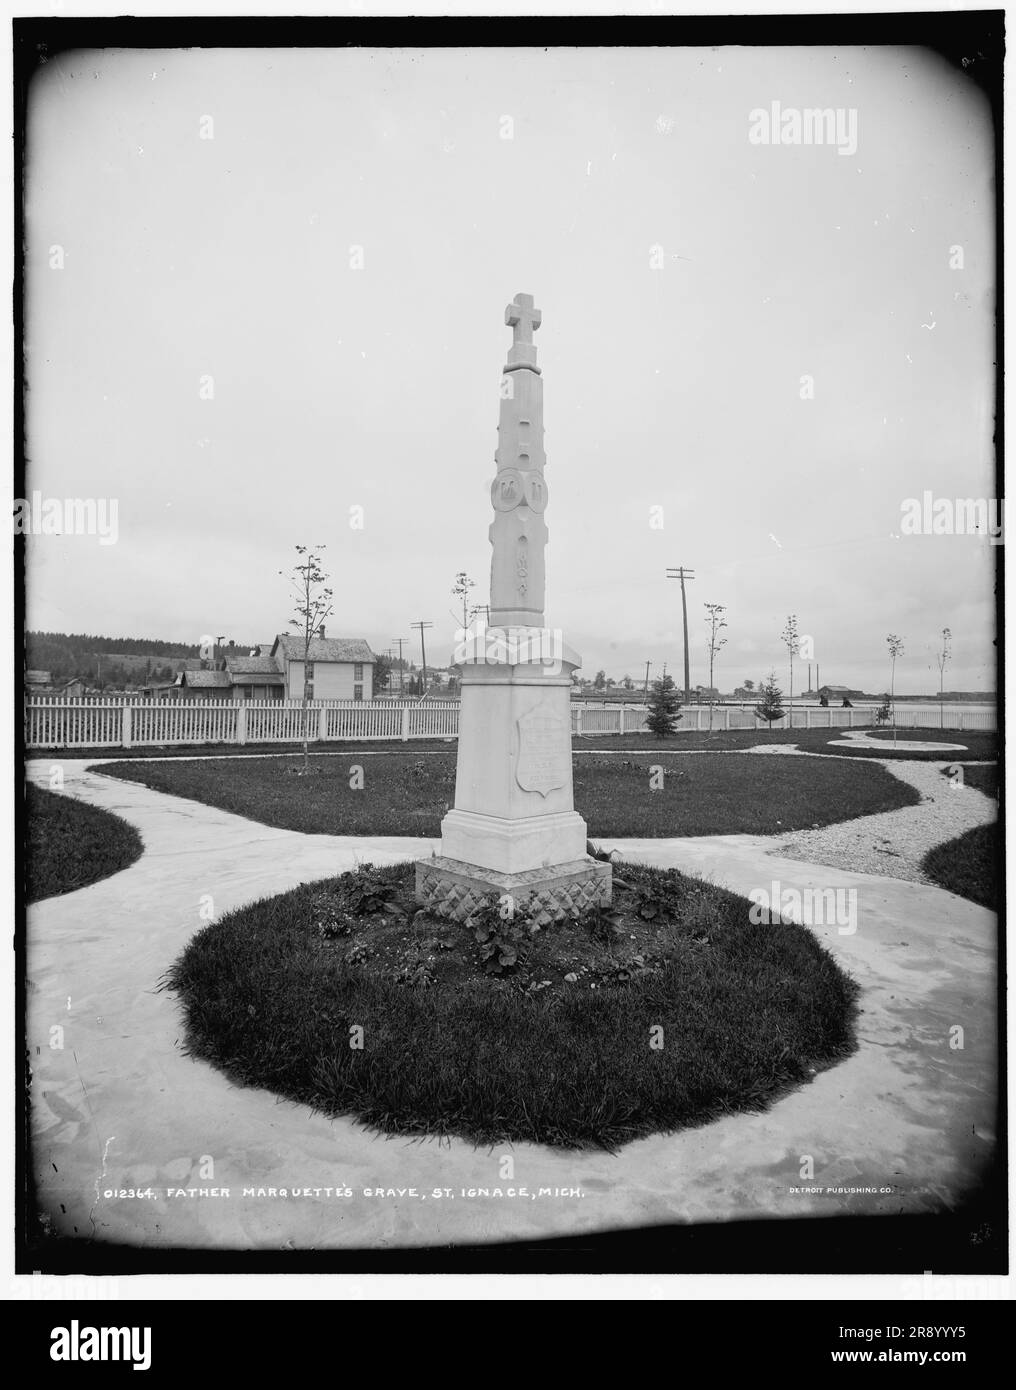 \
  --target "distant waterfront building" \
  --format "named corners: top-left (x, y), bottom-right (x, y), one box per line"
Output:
top-left (816, 684), bottom-right (865, 702)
